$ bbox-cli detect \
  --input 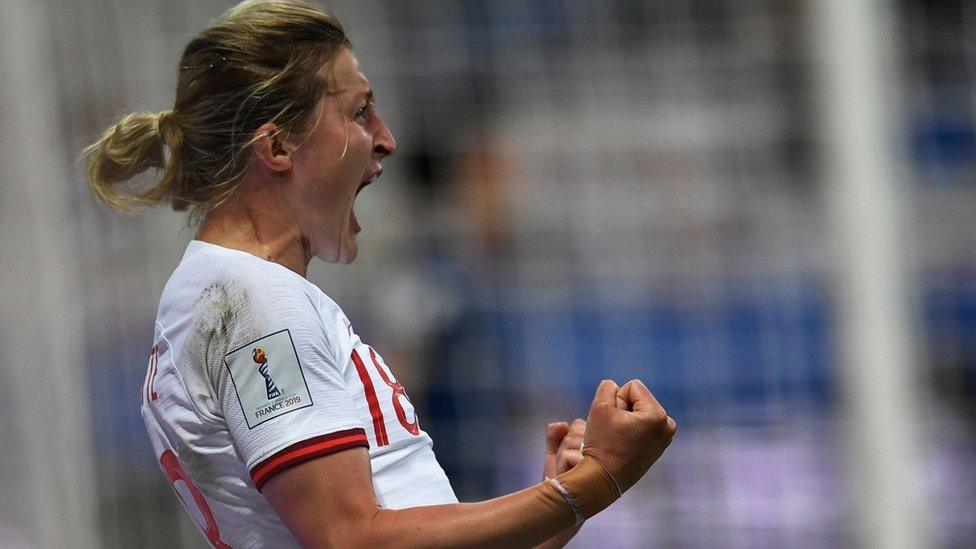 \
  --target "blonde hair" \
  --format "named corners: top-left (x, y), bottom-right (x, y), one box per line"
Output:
top-left (82, 0), bottom-right (349, 225)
